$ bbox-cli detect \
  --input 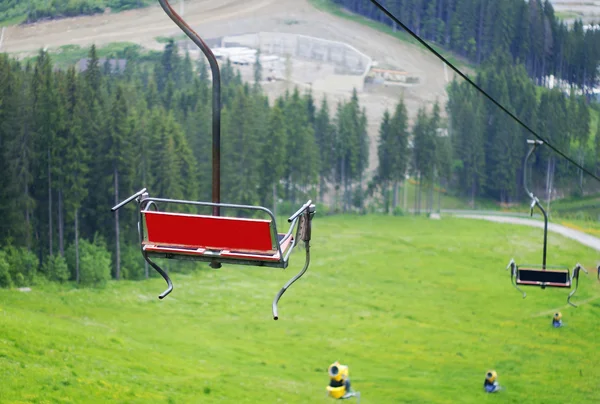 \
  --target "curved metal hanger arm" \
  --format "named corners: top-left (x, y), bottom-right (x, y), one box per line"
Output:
top-left (524, 140), bottom-right (548, 269)
top-left (272, 204), bottom-right (316, 320)
top-left (157, 0), bottom-right (221, 217)
top-left (506, 258), bottom-right (526, 298)
top-left (567, 264), bottom-right (588, 307)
